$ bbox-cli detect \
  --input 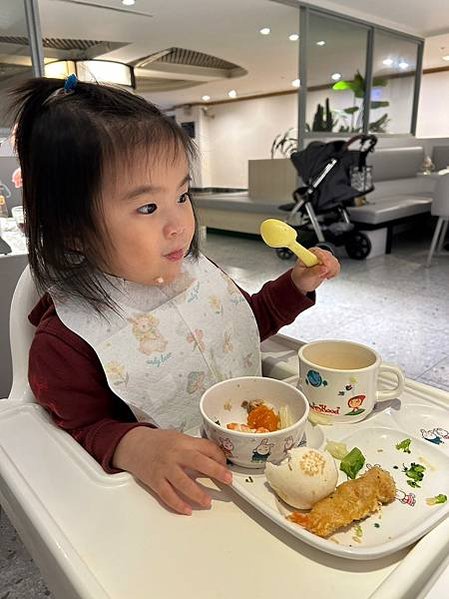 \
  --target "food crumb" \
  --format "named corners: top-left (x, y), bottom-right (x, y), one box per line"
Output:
top-left (223, 401), bottom-right (232, 411)
top-left (377, 449), bottom-right (384, 453)
top-left (352, 536), bottom-right (362, 544)
top-left (245, 476), bottom-right (254, 483)
top-left (374, 523), bottom-right (380, 528)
